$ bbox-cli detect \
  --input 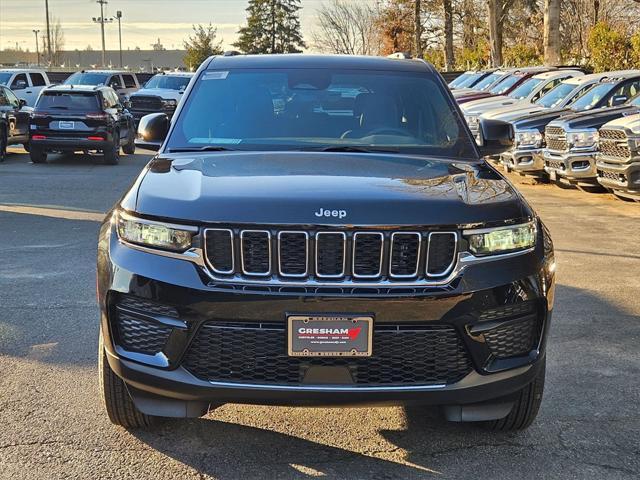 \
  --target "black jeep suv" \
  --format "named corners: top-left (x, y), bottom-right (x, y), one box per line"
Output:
top-left (97, 55), bottom-right (555, 431)
top-left (30, 85), bottom-right (135, 164)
